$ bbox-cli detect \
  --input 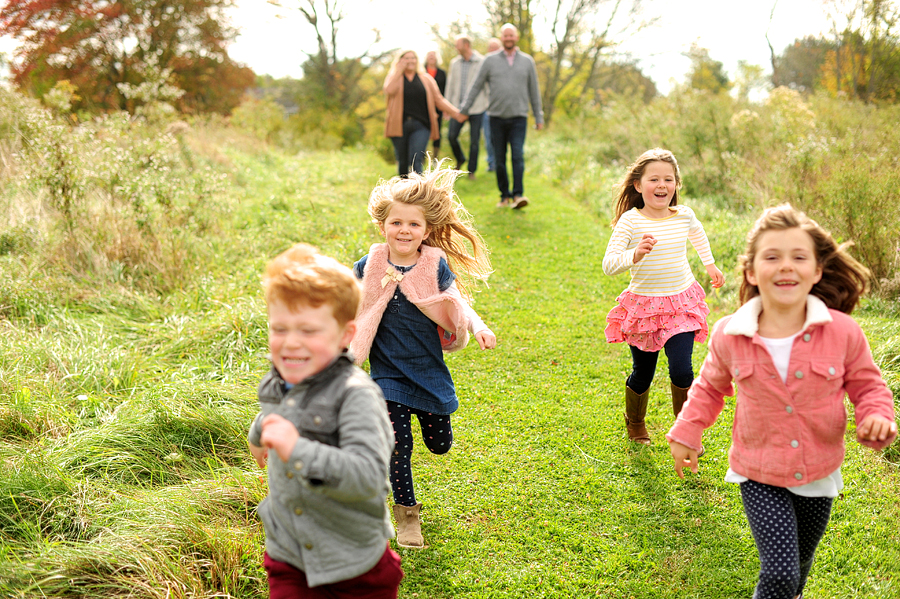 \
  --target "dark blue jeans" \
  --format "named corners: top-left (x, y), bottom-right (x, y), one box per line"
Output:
top-left (448, 112), bottom-right (483, 173)
top-left (626, 331), bottom-right (695, 394)
top-left (483, 114), bottom-right (494, 170)
top-left (490, 116), bottom-right (527, 198)
top-left (391, 118), bottom-right (431, 177)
